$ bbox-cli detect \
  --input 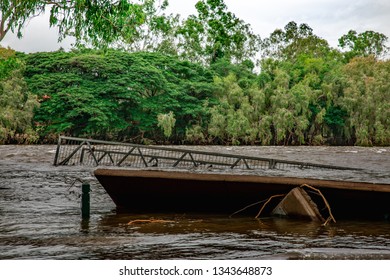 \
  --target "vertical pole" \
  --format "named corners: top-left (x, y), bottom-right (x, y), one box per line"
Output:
top-left (53, 136), bottom-right (62, 166)
top-left (268, 159), bottom-right (276, 169)
top-left (81, 183), bottom-right (90, 219)
top-left (80, 148), bottom-right (85, 164)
